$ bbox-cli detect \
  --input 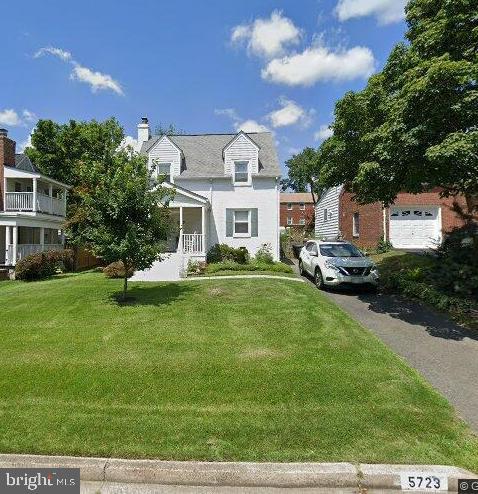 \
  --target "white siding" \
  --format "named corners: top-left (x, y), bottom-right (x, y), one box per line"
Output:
top-left (148, 136), bottom-right (181, 179)
top-left (315, 186), bottom-right (343, 239)
top-left (176, 176), bottom-right (280, 260)
top-left (224, 134), bottom-right (259, 175)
